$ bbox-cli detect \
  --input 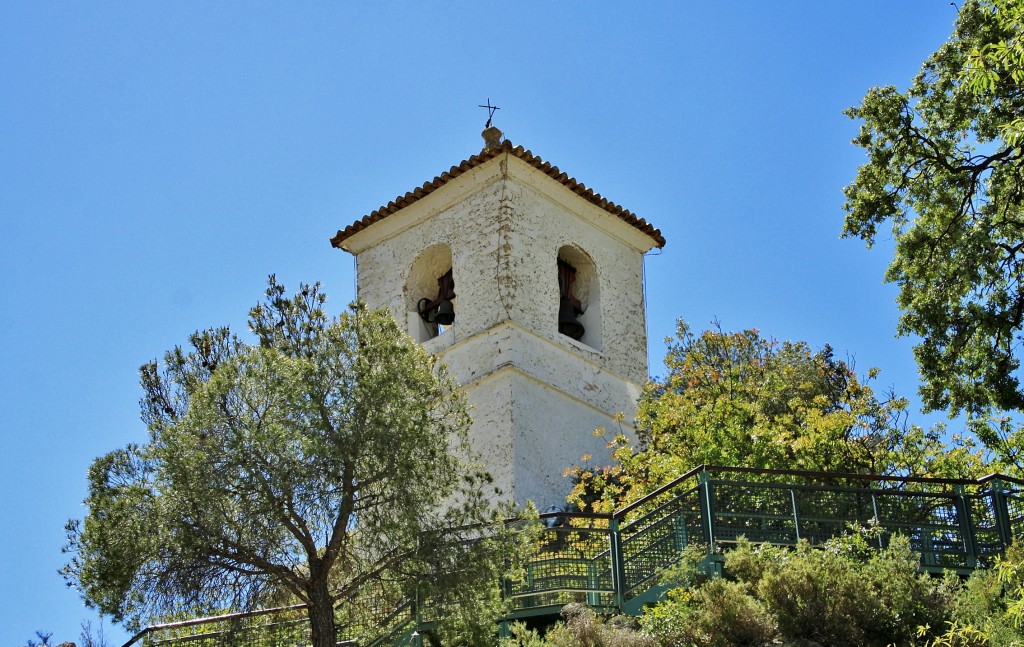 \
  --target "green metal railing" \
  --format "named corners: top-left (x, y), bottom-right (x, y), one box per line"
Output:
top-left (122, 465), bottom-right (1024, 647)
